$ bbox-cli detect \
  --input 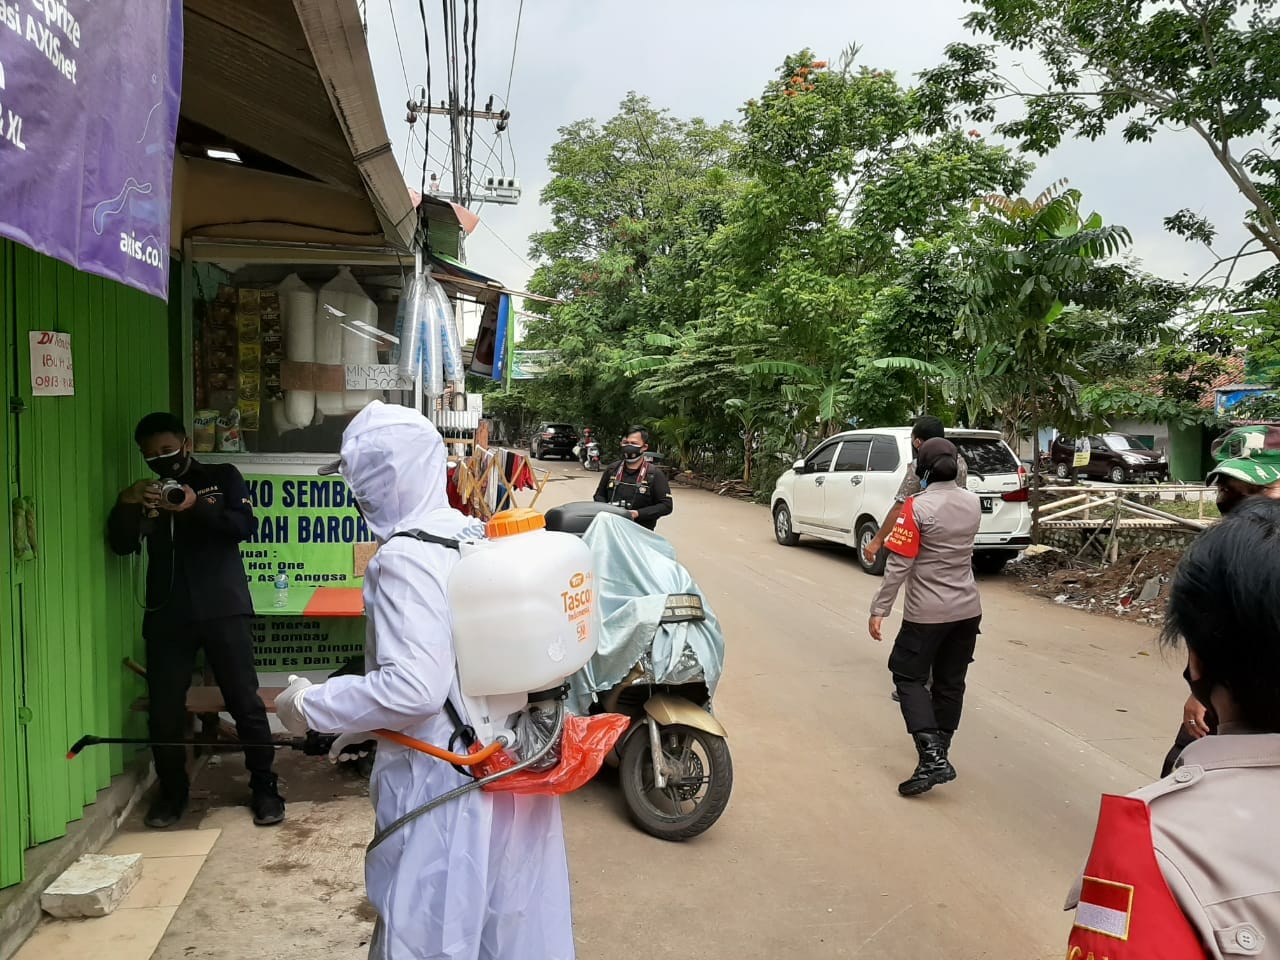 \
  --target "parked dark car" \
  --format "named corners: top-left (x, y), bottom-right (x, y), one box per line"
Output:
top-left (1050, 432), bottom-right (1169, 483)
top-left (531, 422), bottom-right (580, 460)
